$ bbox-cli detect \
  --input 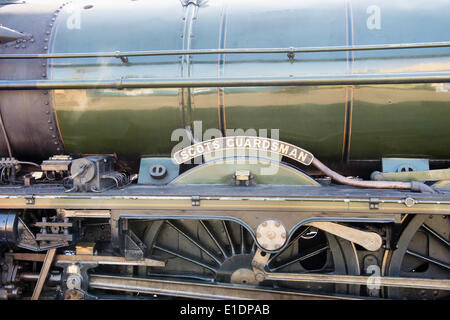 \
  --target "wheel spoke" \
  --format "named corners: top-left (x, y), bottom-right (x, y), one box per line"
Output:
top-left (251, 241), bottom-right (256, 254)
top-left (153, 245), bottom-right (218, 273)
top-left (268, 226), bottom-right (312, 265)
top-left (421, 224), bottom-right (450, 247)
top-left (240, 225), bottom-right (245, 254)
top-left (143, 218), bottom-right (358, 297)
top-left (269, 245), bottom-right (329, 272)
top-left (222, 220), bottom-right (235, 256)
top-left (165, 220), bottom-right (222, 265)
top-left (199, 220), bottom-right (228, 259)
top-left (406, 249), bottom-right (450, 271)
